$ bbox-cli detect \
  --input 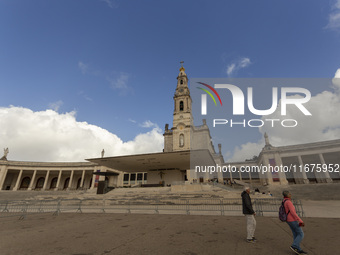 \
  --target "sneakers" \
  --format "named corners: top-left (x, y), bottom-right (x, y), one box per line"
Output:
top-left (290, 246), bottom-right (300, 254)
top-left (246, 237), bottom-right (257, 243)
top-left (289, 246), bottom-right (307, 254)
